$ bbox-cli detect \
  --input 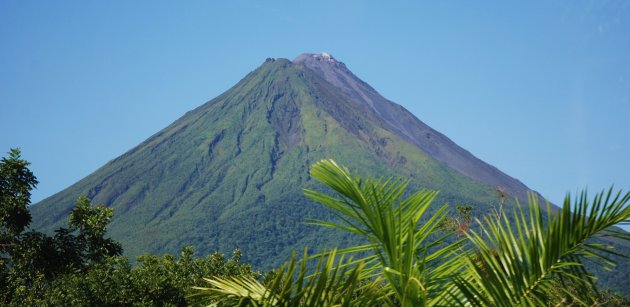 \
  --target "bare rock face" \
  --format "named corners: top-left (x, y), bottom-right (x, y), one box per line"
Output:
top-left (294, 52), bottom-right (533, 200)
